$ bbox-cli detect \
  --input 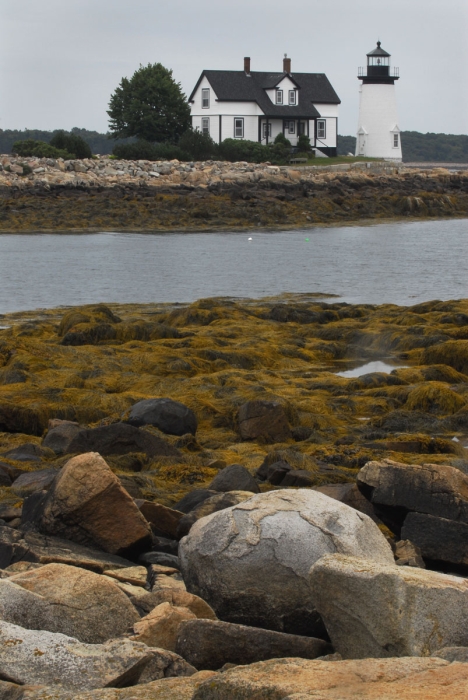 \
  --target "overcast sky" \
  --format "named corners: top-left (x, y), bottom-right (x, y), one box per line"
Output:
top-left (1, 0), bottom-right (467, 136)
